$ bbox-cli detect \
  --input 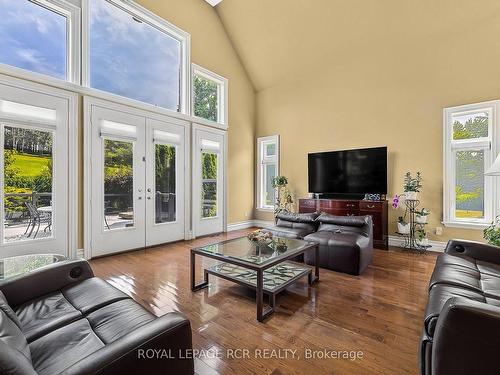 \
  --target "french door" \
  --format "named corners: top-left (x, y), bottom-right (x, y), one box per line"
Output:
top-left (88, 101), bottom-right (186, 257)
top-left (0, 80), bottom-right (74, 258)
top-left (193, 125), bottom-right (225, 237)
